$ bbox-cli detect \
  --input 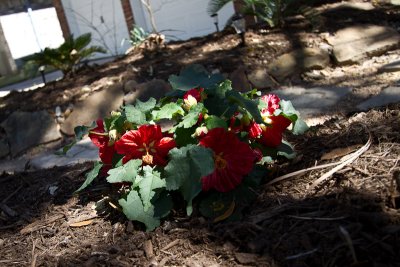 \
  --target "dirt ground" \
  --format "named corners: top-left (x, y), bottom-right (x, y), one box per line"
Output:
top-left (1, 1), bottom-right (400, 266)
